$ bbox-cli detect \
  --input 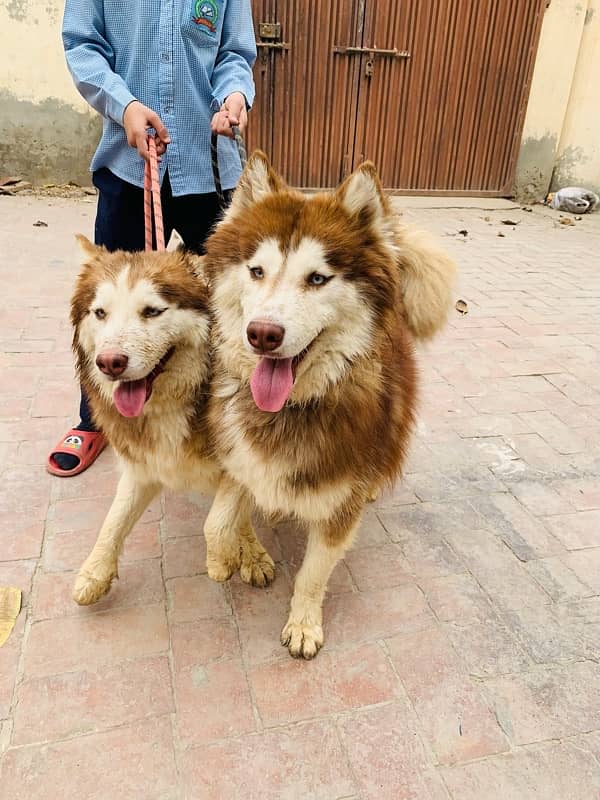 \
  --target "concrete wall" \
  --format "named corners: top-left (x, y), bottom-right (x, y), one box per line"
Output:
top-left (514, 0), bottom-right (600, 201)
top-left (0, 0), bottom-right (100, 185)
top-left (1, 0), bottom-right (598, 195)
top-left (551, 0), bottom-right (600, 195)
